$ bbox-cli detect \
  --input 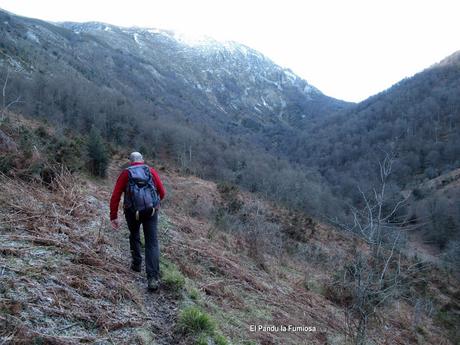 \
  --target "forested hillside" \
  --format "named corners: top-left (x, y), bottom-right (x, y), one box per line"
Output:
top-left (1, 9), bottom-right (459, 272)
top-left (1, 113), bottom-right (459, 345)
top-left (0, 8), bottom-right (346, 217)
top-left (281, 52), bottom-right (460, 252)
top-left (289, 51), bottom-right (460, 195)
